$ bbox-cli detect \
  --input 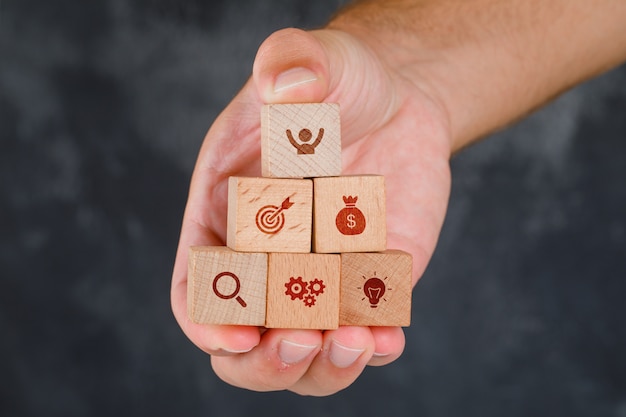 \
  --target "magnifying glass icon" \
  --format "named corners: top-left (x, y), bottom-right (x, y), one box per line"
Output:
top-left (212, 272), bottom-right (247, 308)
